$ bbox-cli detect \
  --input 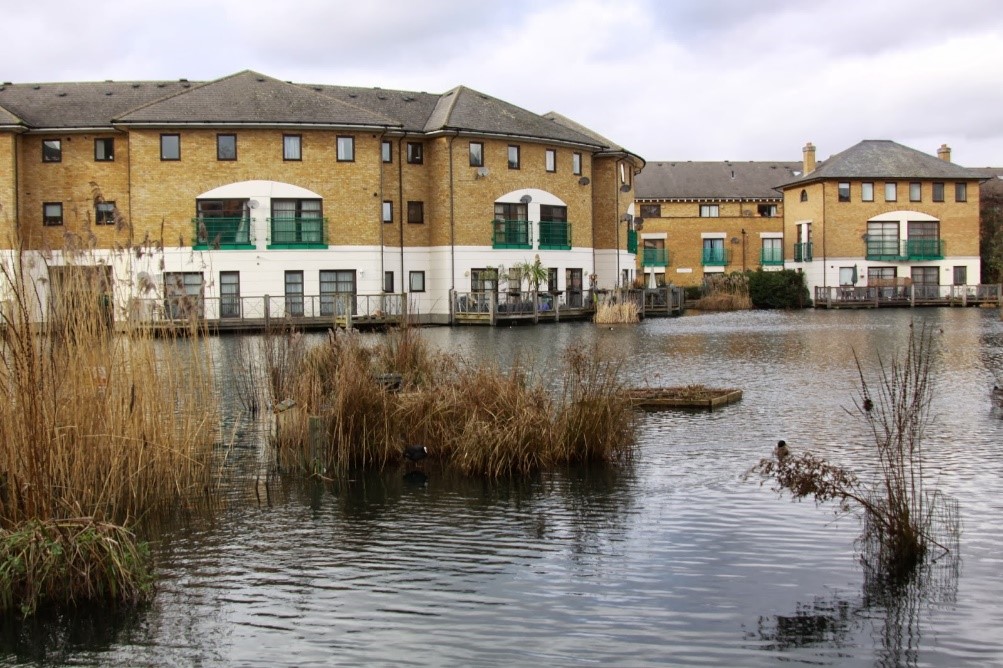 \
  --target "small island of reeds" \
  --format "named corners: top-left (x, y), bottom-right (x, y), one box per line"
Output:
top-left (264, 325), bottom-right (637, 477)
top-left (622, 385), bottom-right (743, 410)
